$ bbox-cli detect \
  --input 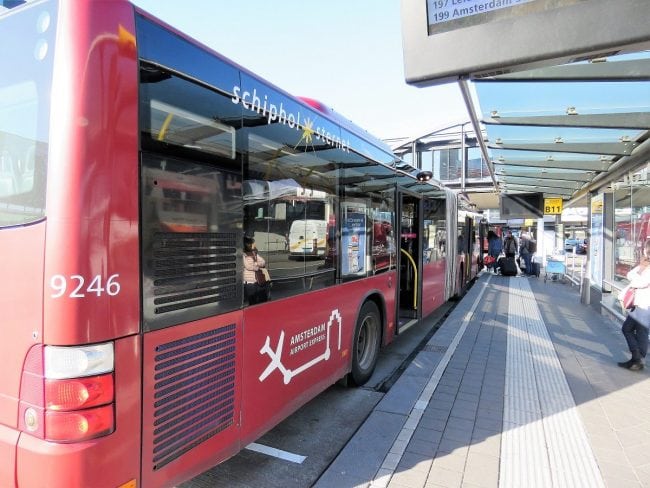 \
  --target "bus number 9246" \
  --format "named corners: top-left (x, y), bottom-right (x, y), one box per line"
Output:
top-left (49, 274), bottom-right (121, 298)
